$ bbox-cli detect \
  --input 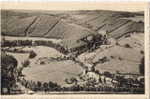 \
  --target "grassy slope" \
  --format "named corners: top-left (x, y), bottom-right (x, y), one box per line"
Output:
top-left (76, 33), bottom-right (144, 74)
top-left (5, 46), bottom-right (82, 85)
top-left (22, 60), bottom-right (82, 85)
top-left (89, 33), bottom-right (143, 74)
top-left (95, 45), bottom-right (143, 74)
